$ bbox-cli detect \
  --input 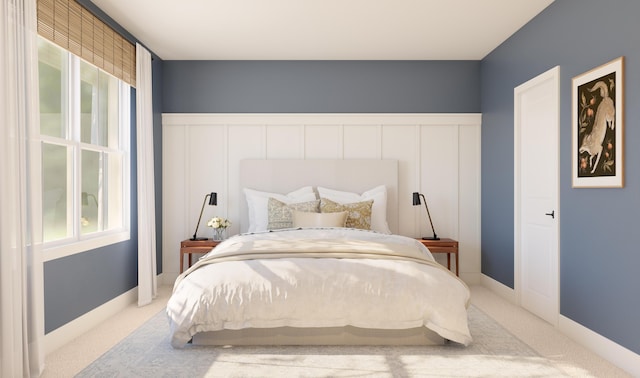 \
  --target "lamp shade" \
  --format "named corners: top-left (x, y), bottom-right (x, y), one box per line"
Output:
top-left (208, 192), bottom-right (217, 206)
